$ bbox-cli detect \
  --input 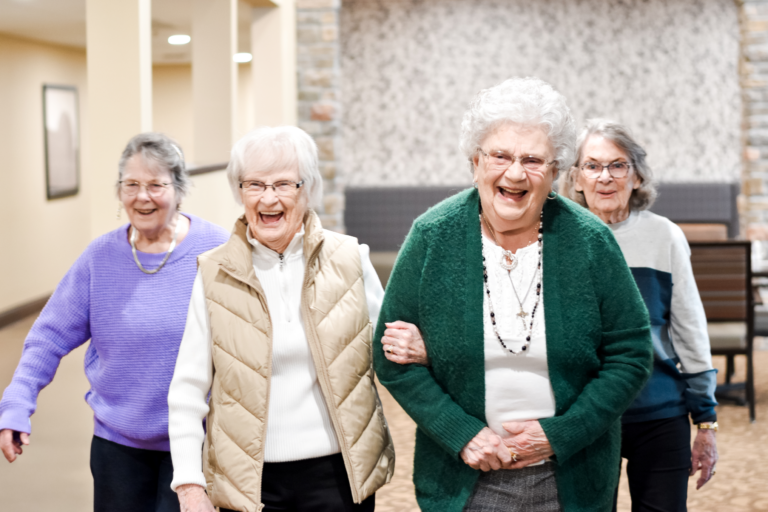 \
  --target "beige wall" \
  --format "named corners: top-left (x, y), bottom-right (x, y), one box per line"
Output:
top-left (0, 40), bottom-right (254, 314)
top-left (153, 64), bottom-right (195, 162)
top-left (153, 62), bottom-right (253, 164)
top-left (152, 62), bottom-right (252, 231)
top-left (0, 33), bottom-right (91, 313)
